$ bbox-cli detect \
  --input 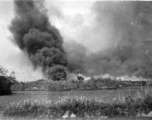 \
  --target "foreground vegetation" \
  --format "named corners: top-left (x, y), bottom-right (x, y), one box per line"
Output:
top-left (3, 92), bottom-right (152, 119)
